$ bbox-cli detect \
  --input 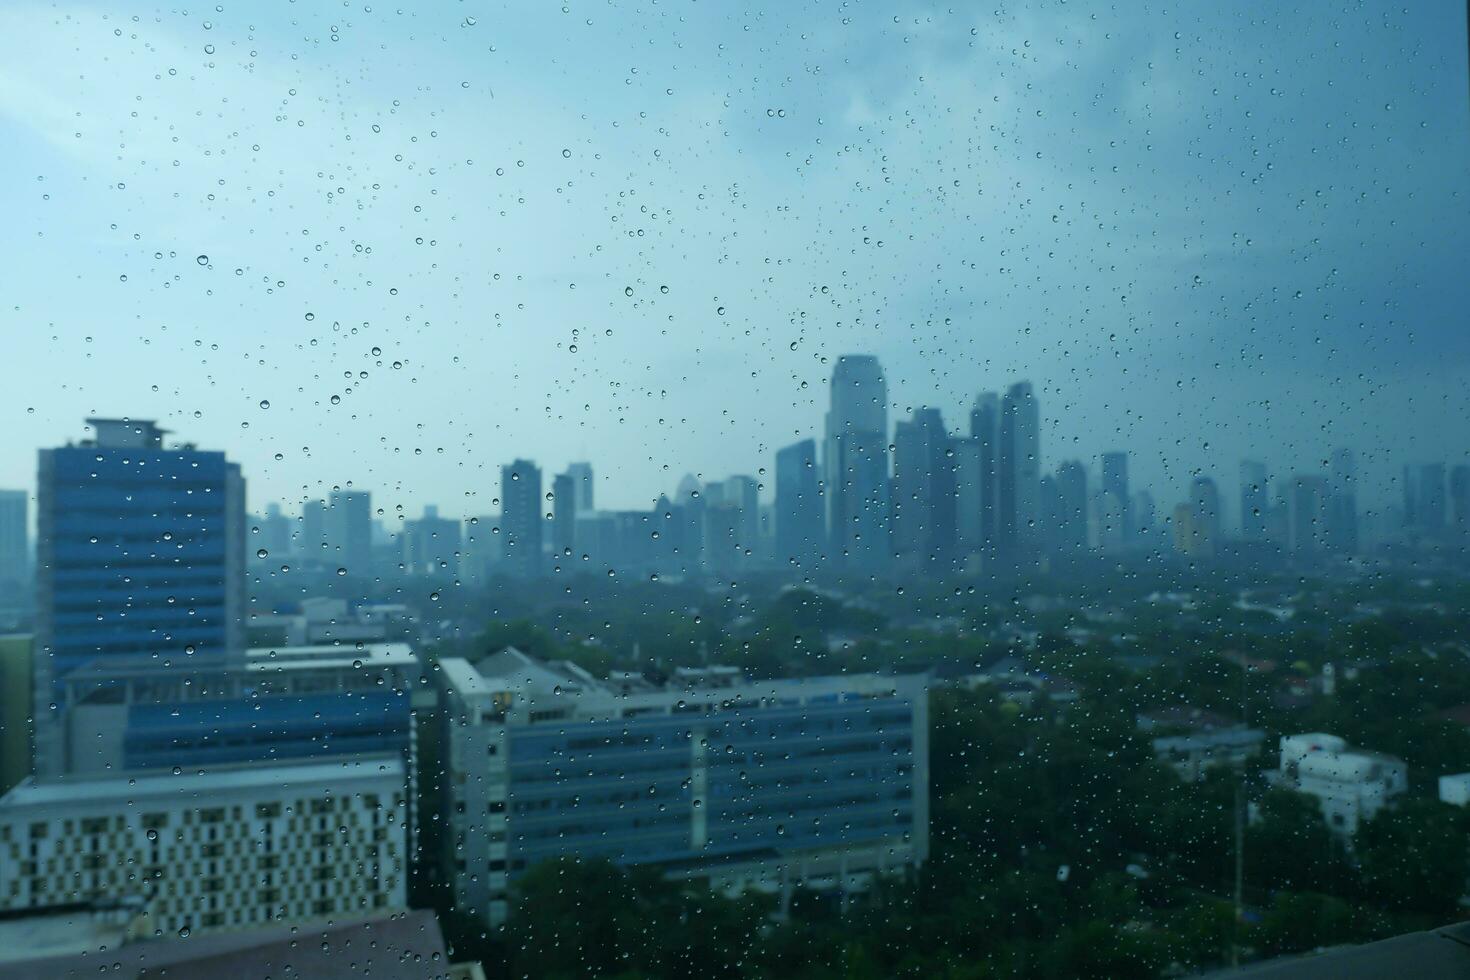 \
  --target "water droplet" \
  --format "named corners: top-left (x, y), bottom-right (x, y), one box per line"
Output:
top-left (196, 255), bottom-right (208, 266)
